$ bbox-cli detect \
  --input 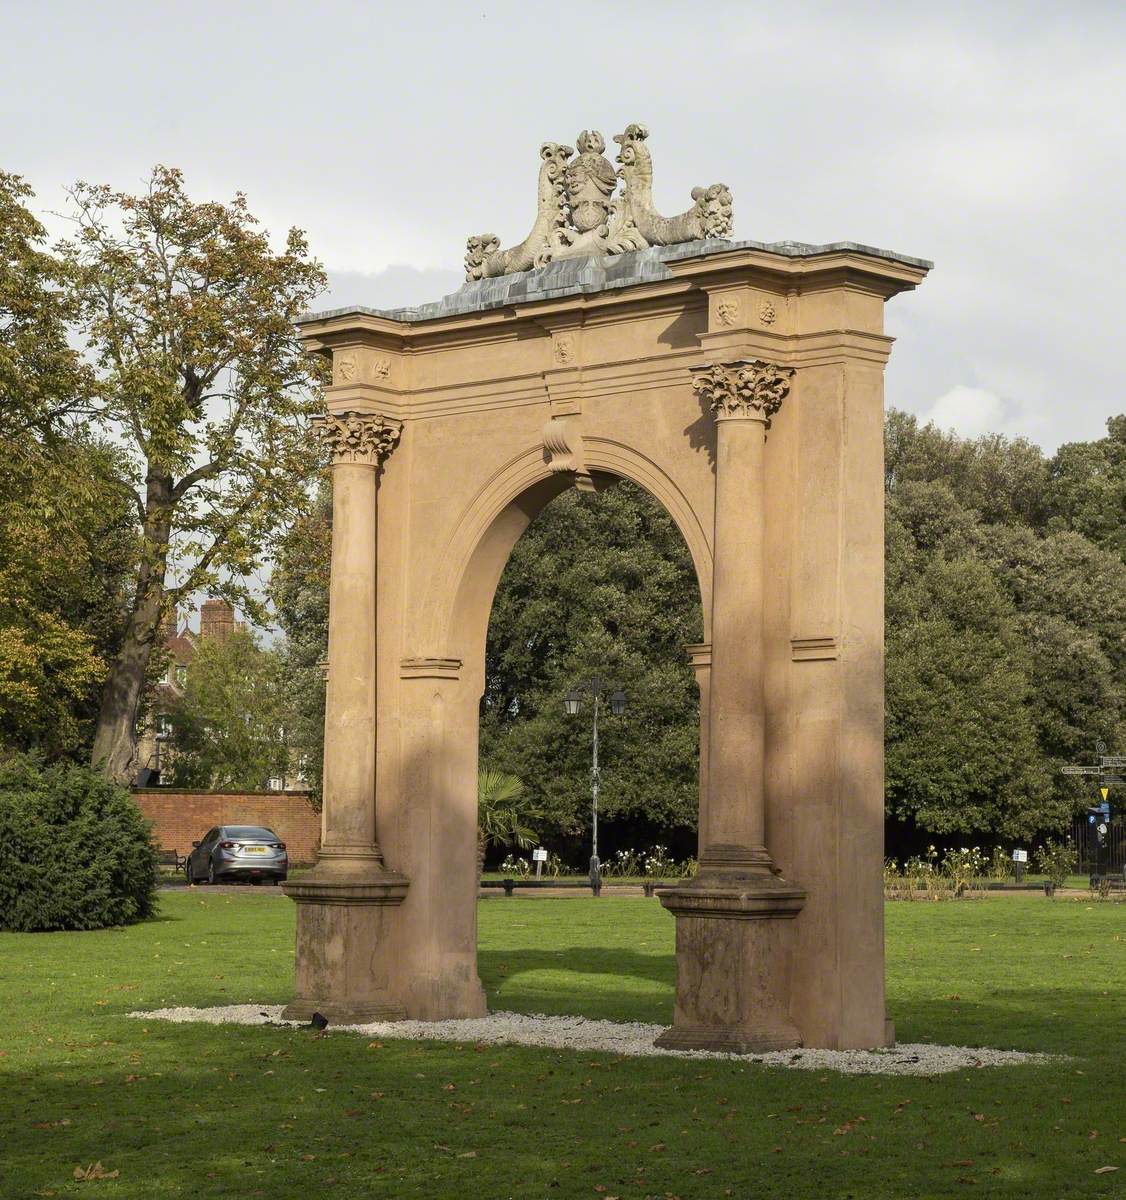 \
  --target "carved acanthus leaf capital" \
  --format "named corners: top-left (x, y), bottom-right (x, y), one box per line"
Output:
top-left (692, 360), bottom-right (793, 426)
top-left (313, 411), bottom-right (403, 466)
